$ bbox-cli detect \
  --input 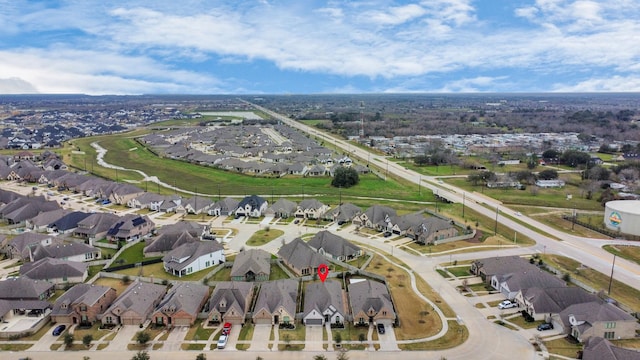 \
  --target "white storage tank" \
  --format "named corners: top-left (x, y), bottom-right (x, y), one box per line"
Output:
top-left (604, 200), bottom-right (640, 236)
